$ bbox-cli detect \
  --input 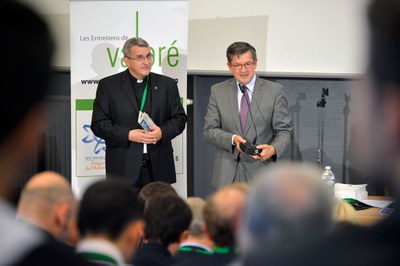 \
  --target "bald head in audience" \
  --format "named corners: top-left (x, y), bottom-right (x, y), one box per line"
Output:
top-left (16, 171), bottom-right (77, 245)
top-left (204, 182), bottom-right (249, 248)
